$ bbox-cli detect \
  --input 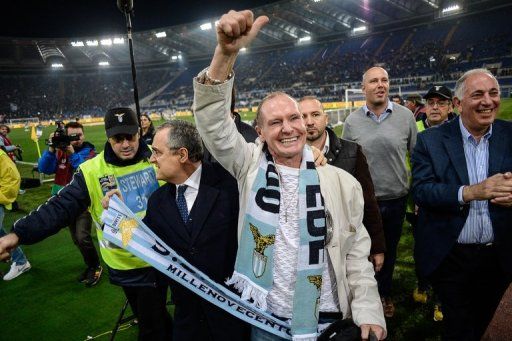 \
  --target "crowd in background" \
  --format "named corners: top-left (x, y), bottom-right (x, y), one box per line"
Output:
top-left (0, 17), bottom-right (511, 121)
top-left (0, 68), bottom-right (175, 120)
